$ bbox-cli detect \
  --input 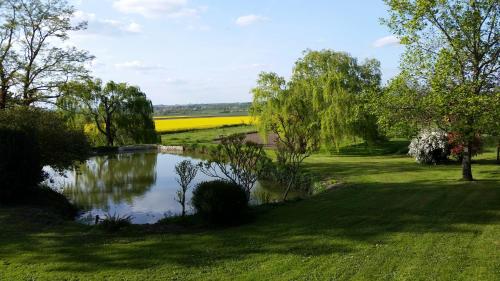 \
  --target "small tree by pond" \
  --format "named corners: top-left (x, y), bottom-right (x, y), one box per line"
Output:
top-left (251, 72), bottom-right (321, 201)
top-left (199, 133), bottom-right (271, 200)
top-left (174, 160), bottom-right (198, 217)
